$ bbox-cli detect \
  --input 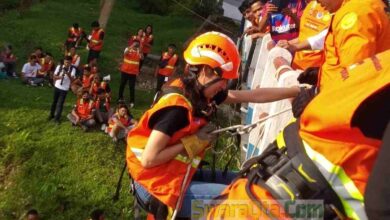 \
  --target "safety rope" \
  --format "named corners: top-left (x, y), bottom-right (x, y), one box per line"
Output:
top-left (211, 107), bottom-right (292, 135)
